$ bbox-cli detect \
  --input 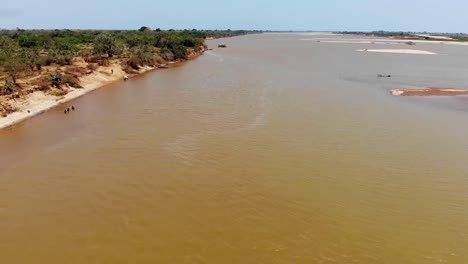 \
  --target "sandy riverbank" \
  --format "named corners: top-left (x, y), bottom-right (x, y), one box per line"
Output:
top-left (391, 88), bottom-right (468, 96)
top-left (0, 63), bottom-right (134, 129)
top-left (0, 48), bottom-right (205, 130)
